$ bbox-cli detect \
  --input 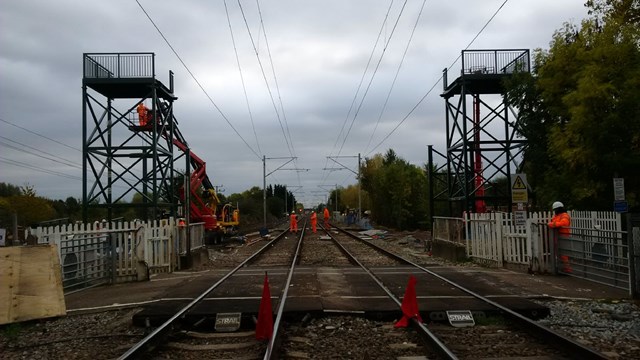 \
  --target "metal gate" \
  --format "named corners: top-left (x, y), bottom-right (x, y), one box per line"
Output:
top-left (60, 233), bottom-right (113, 292)
top-left (555, 226), bottom-right (630, 292)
